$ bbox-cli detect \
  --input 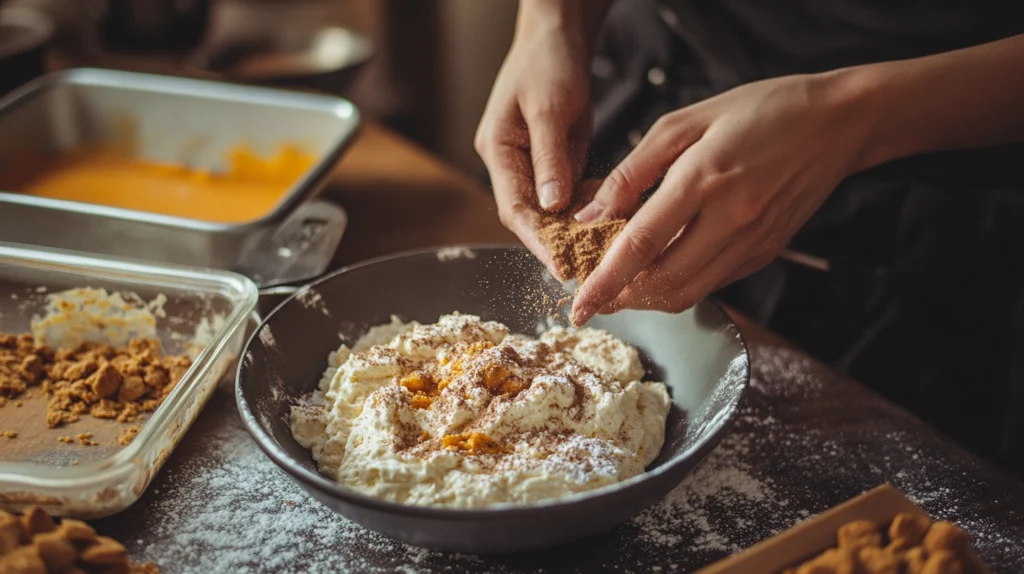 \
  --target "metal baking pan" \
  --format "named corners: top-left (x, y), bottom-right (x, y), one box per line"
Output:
top-left (0, 67), bottom-right (359, 287)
